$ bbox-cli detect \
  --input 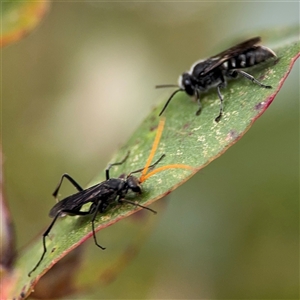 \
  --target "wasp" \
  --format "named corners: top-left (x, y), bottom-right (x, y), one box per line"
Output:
top-left (157, 37), bottom-right (276, 122)
top-left (28, 152), bottom-right (165, 277)
top-left (28, 118), bottom-right (194, 277)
